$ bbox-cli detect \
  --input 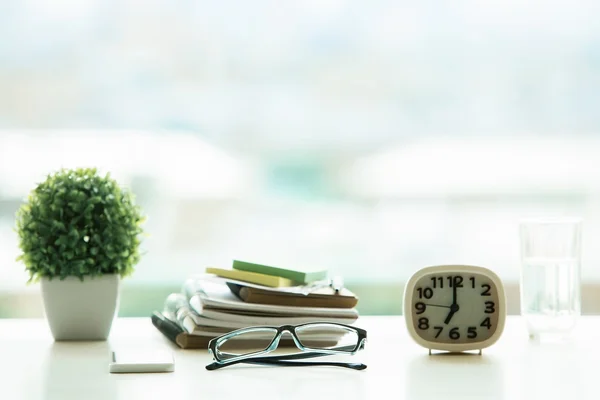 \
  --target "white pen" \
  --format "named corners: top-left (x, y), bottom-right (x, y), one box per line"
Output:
top-left (330, 276), bottom-right (344, 294)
